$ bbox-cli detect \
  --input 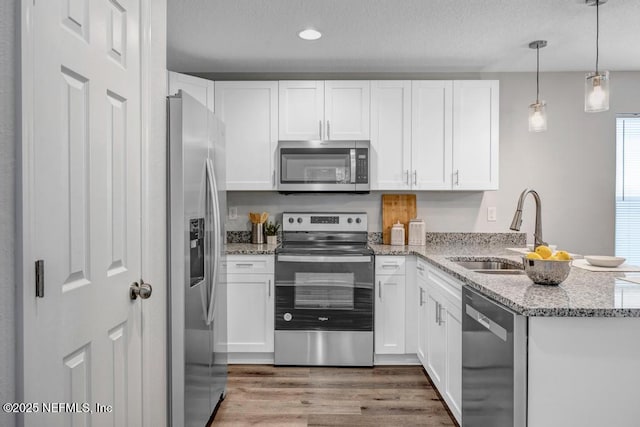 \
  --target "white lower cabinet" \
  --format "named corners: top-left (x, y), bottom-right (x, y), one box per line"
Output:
top-left (223, 256), bottom-right (274, 354)
top-left (417, 258), bottom-right (462, 424)
top-left (375, 257), bottom-right (406, 355)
